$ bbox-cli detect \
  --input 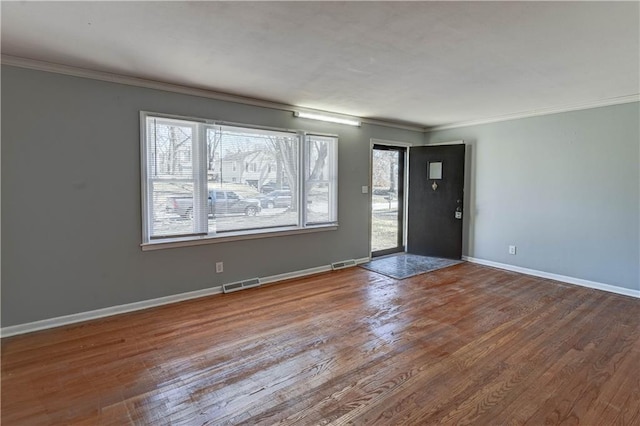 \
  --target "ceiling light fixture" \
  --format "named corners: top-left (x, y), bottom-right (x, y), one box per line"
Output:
top-left (294, 111), bottom-right (361, 127)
